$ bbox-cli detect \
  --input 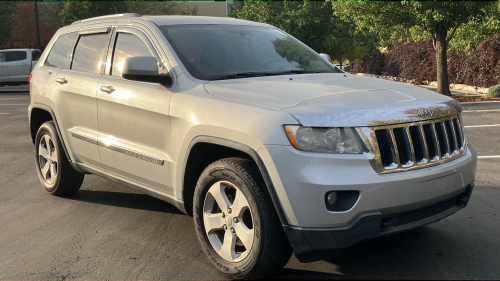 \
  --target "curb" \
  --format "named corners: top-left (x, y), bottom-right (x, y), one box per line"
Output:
top-left (460, 101), bottom-right (500, 111)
